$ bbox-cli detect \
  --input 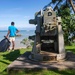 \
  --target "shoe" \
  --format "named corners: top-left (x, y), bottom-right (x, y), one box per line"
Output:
top-left (9, 50), bottom-right (11, 52)
top-left (12, 48), bottom-right (14, 51)
top-left (8, 49), bottom-right (11, 52)
top-left (8, 48), bottom-right (10, 50)
top-left (7, 48), bottom-right (10, 51)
